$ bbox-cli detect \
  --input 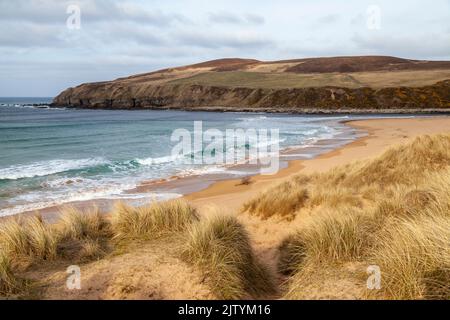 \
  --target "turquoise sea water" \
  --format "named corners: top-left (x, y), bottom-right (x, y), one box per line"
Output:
top-left (0, 97), bottom-right (369, 216)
